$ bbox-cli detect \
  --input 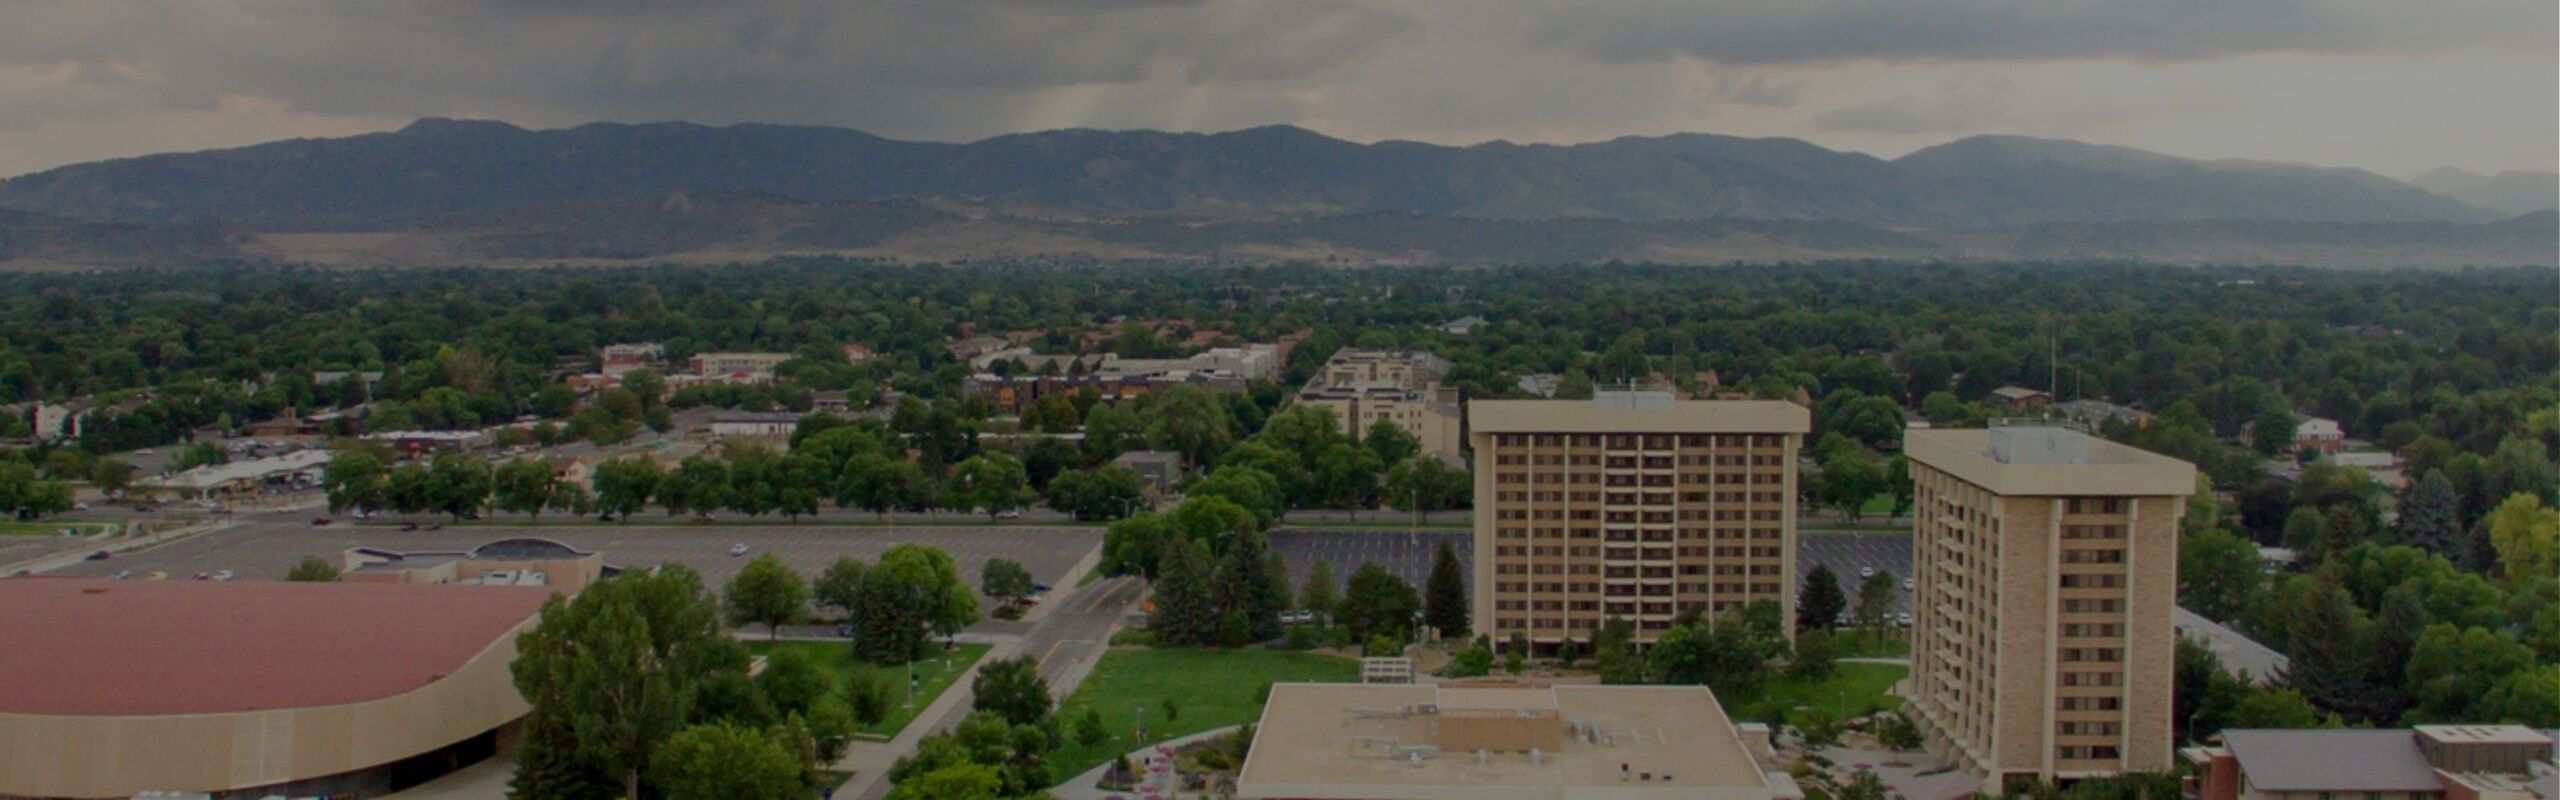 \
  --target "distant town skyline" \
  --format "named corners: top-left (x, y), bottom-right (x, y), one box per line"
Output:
top-left (0, 1), bottom-right (2552, 180)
